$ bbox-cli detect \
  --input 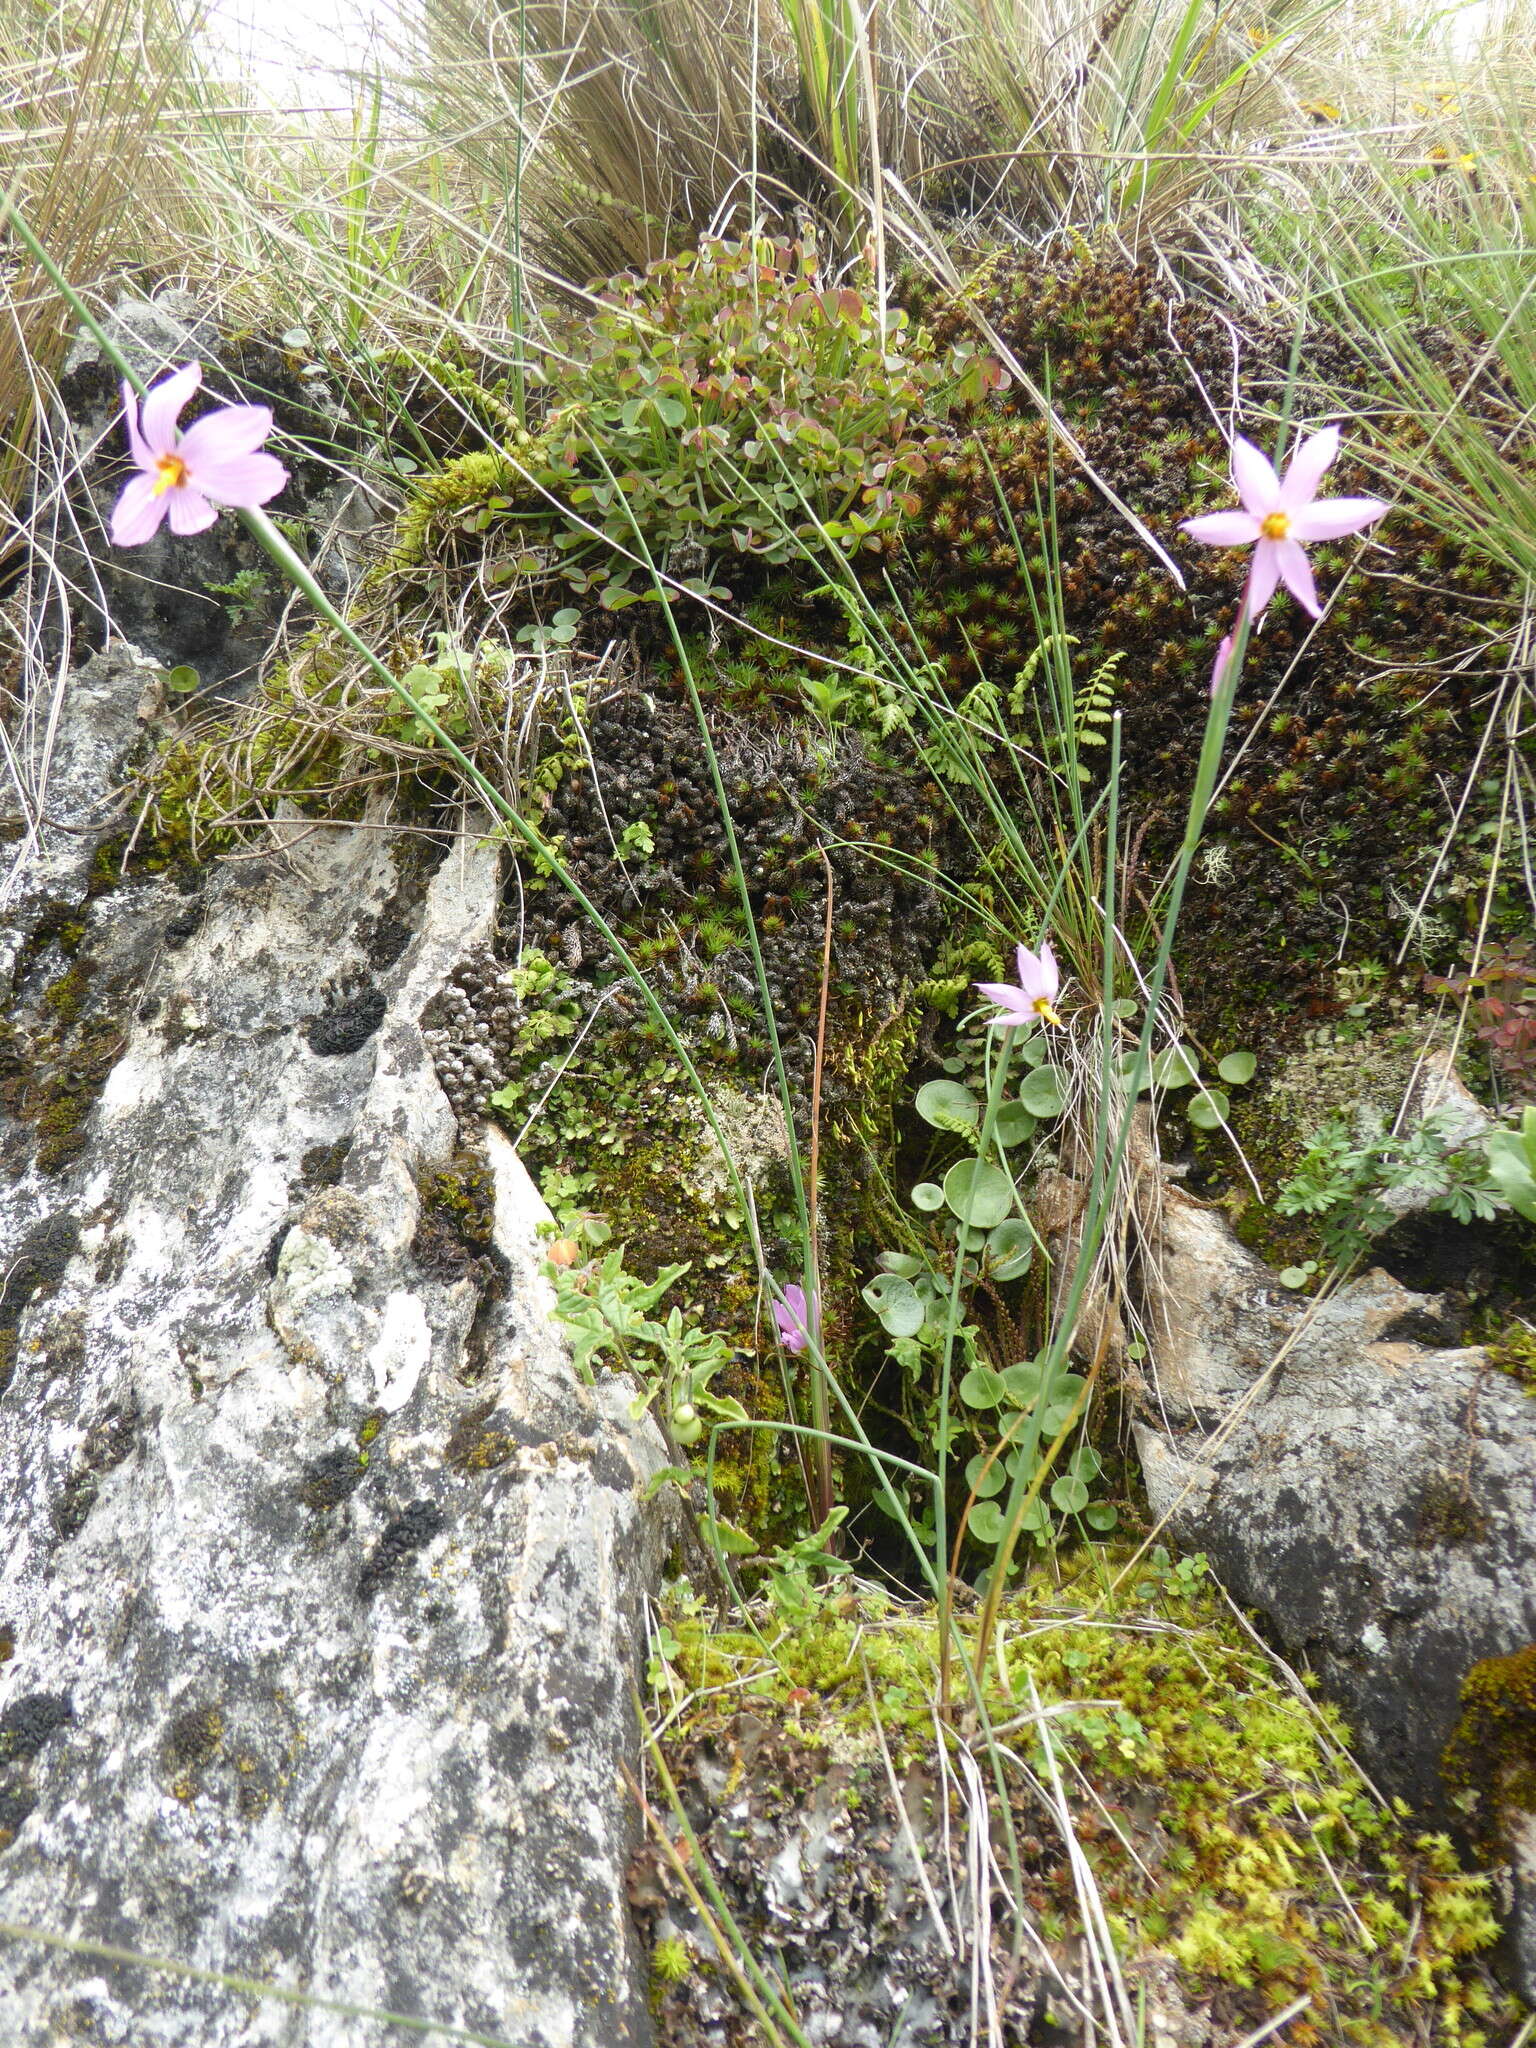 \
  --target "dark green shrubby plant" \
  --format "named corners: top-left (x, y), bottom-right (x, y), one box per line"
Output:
top-left (467, 234), bottom-right (1003, 607)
